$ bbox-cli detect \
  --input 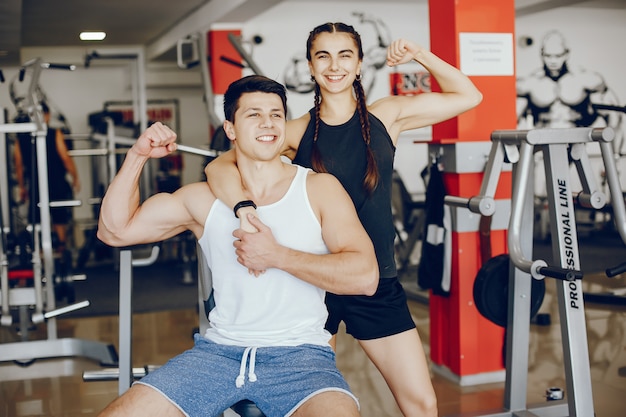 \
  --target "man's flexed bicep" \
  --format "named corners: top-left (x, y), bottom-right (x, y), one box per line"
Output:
top-left (97, 122), bottom-right (193, 247)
